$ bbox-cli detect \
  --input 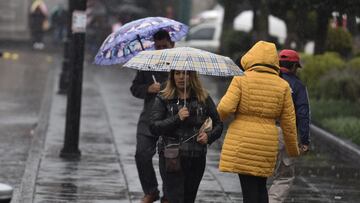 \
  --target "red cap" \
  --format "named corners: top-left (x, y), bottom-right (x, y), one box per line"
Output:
top-left (279, 49), bottom-right (302, 68)
top-left (279, 49), bottom-right (300, 62)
